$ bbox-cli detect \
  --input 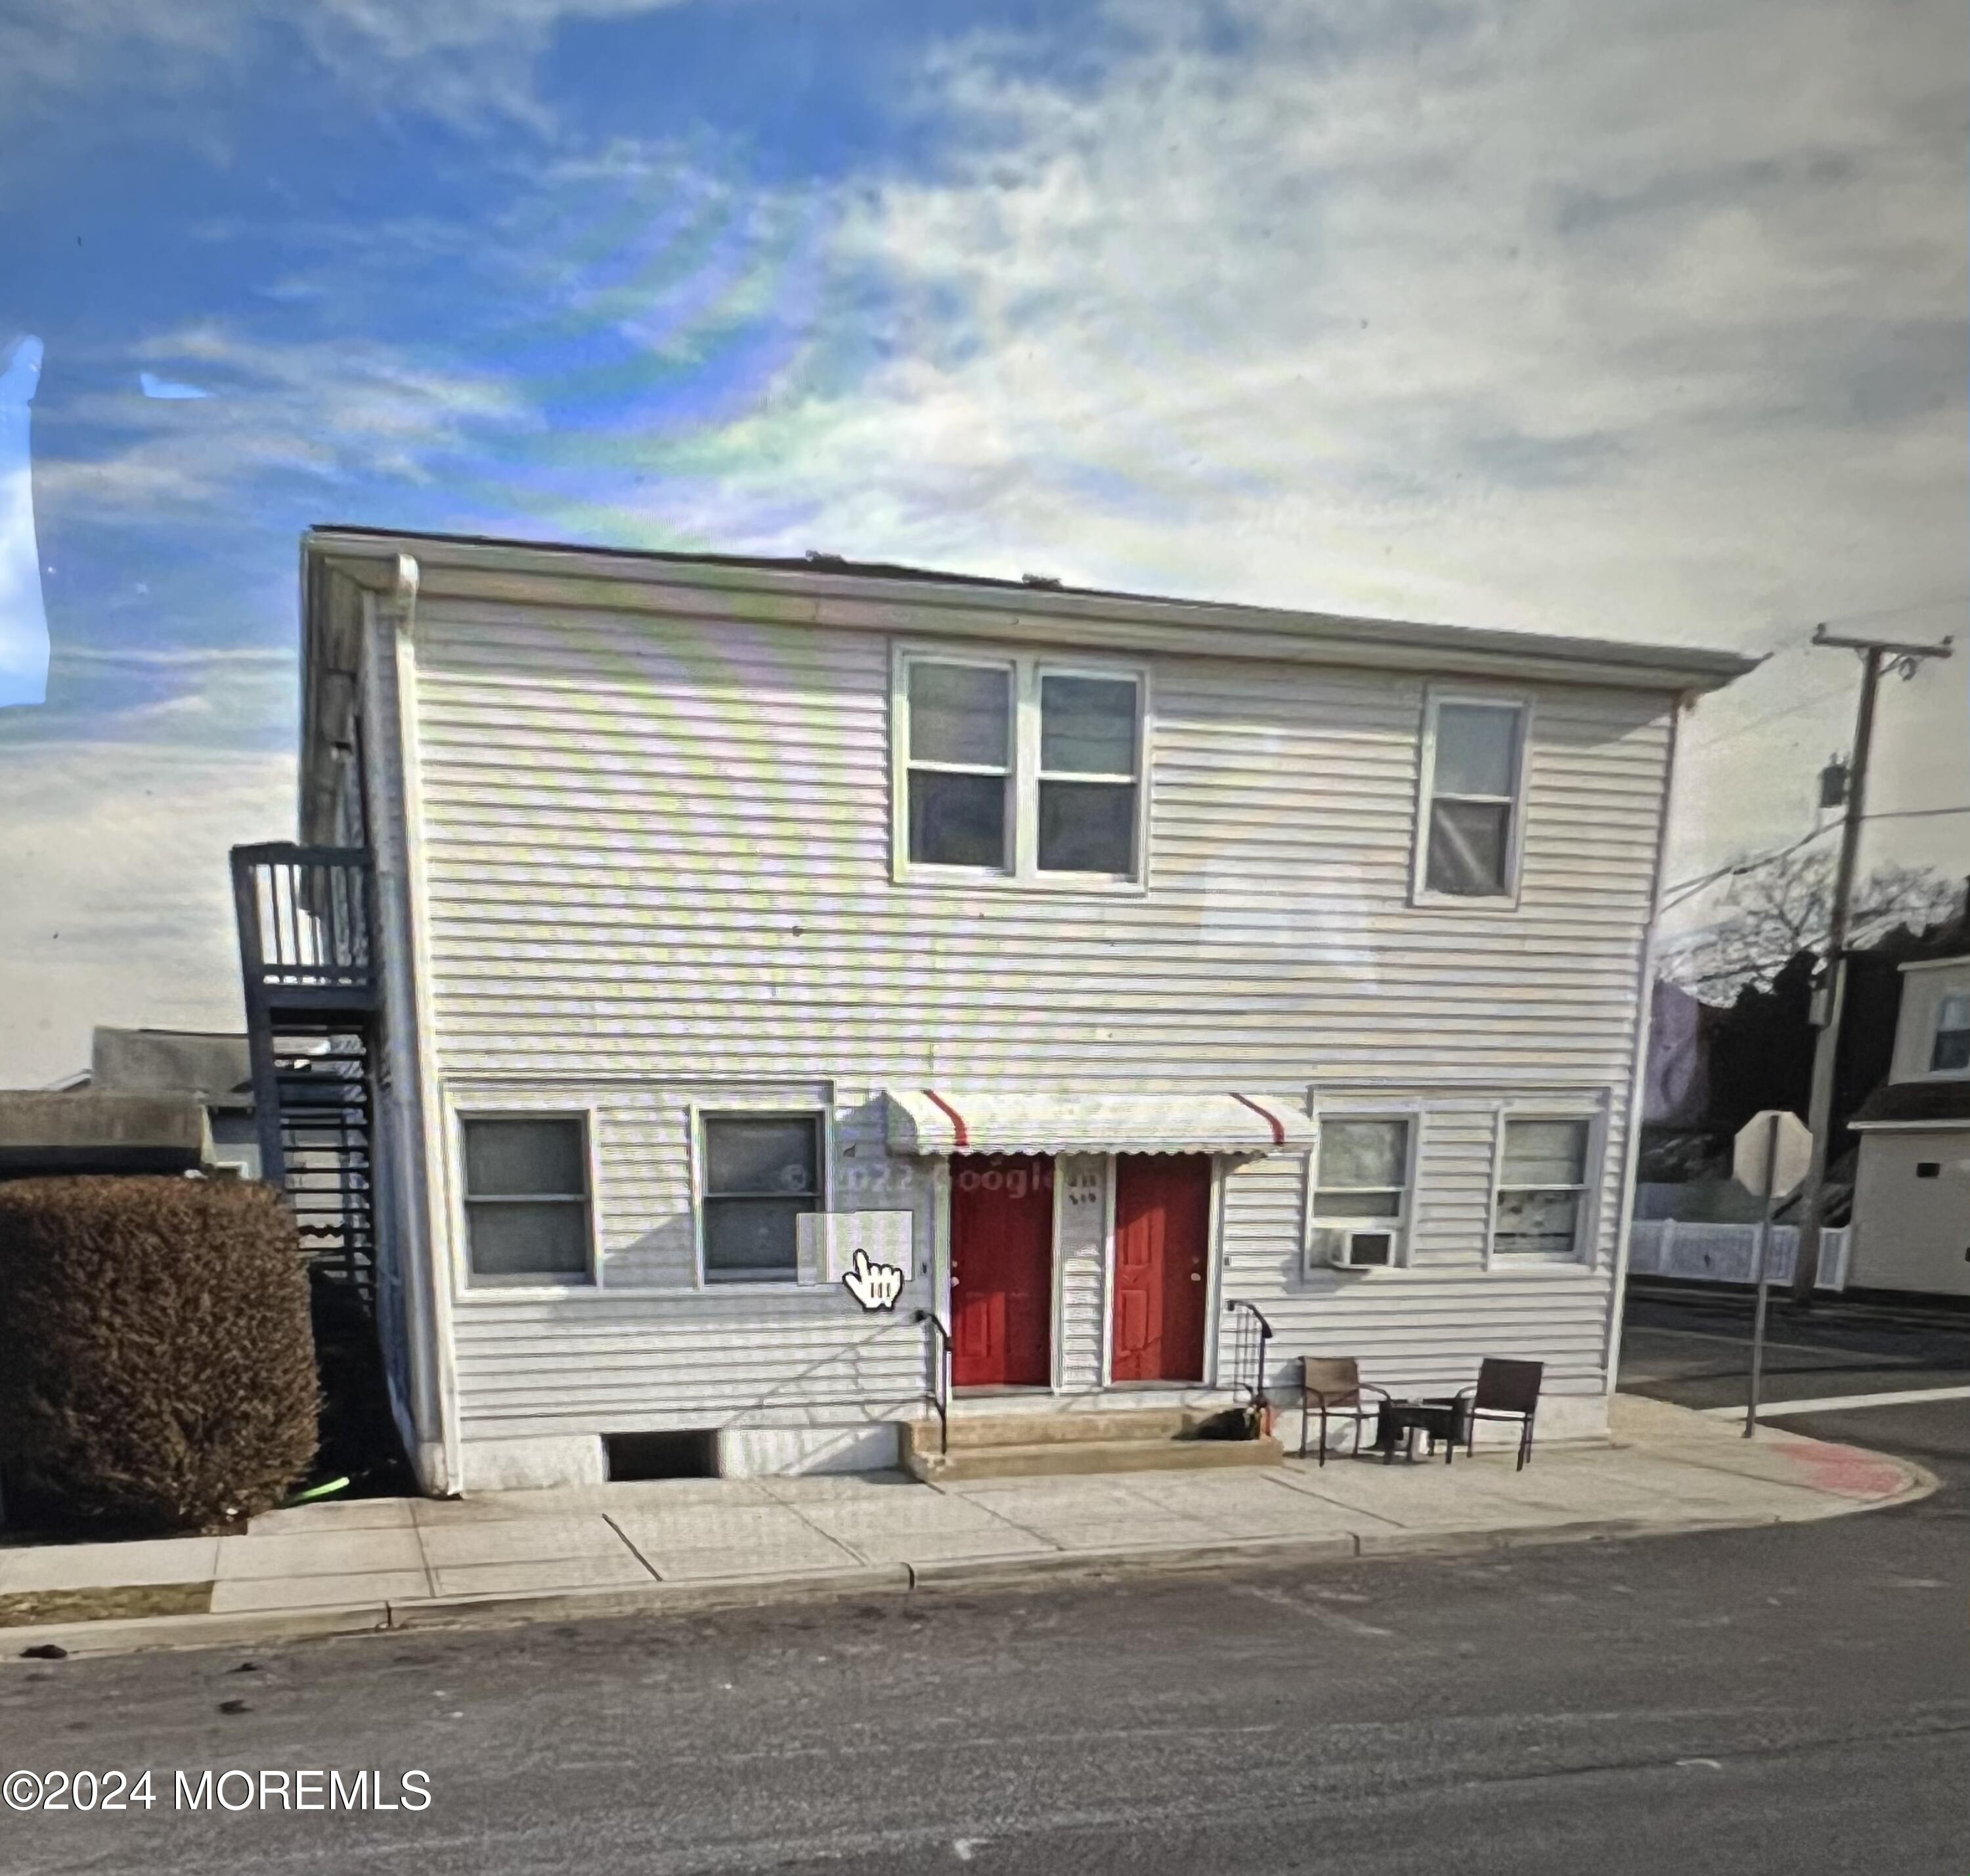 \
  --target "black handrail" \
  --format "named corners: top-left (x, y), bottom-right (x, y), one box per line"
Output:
top-left (1222, 1298), bottom-right (1275, 1414)
top-left (230, 843), bottom-right (378, 997)
top-left (916, 1309), bottom-right (952, 1455)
